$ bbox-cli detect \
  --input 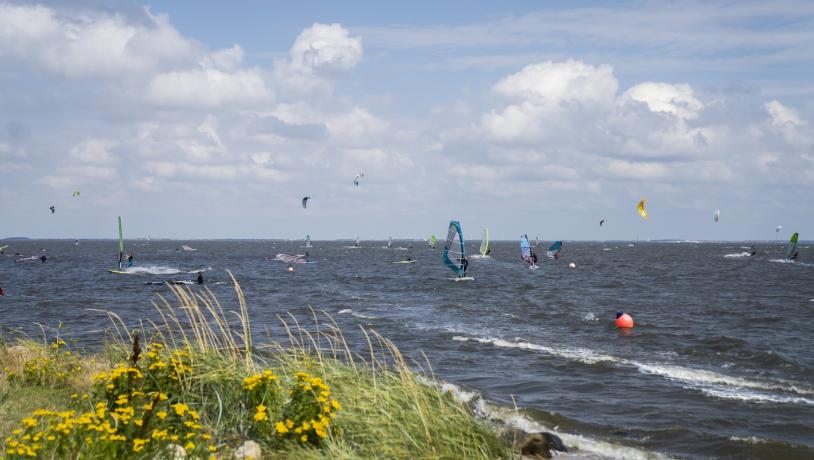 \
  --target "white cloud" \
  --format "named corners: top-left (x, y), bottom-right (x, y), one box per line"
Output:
top-left (622, 82), bottom-right (704, 119)
top-left (765, 100), bottom-right (802, 126)
top-left (146, 68), bottom-right (271, 108)
top-left (275, 23), bottom-right (363, 92)
top-left (69, 138), bottom-right (117, 163)
top-left (0, 4), bottom-right (195, 78)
